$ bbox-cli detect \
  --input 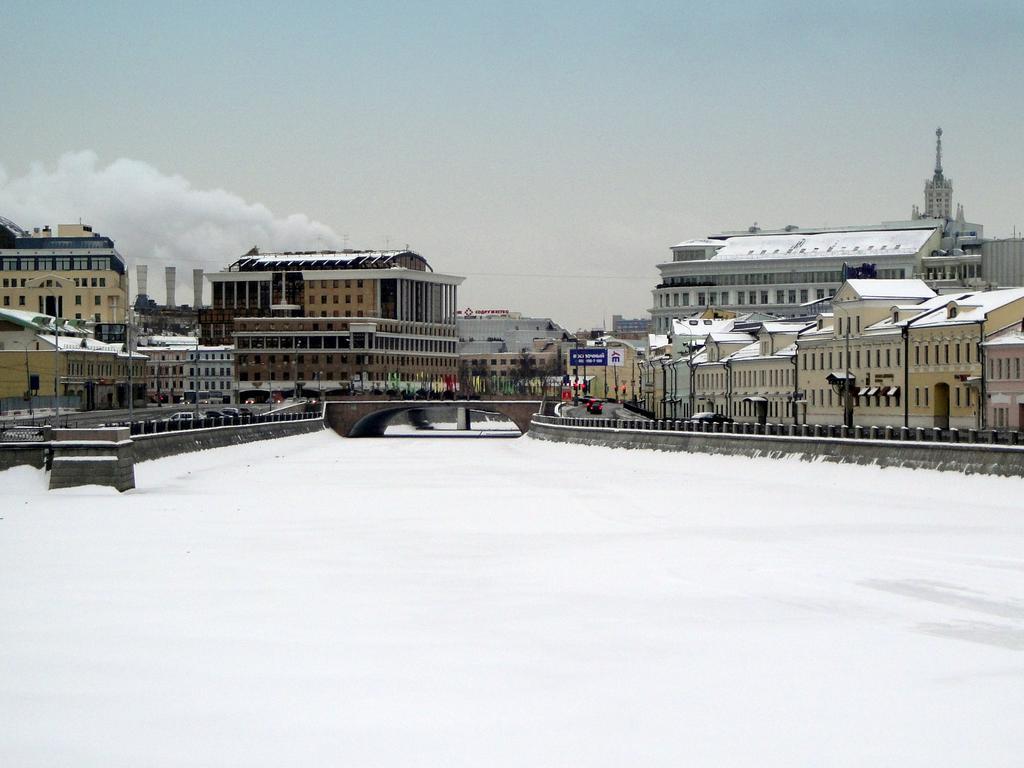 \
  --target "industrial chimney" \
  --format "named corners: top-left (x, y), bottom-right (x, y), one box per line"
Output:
top-left (136, 264), bottom-right (149, 299)
top-left (192, 268), bottom-right (204, 308)
top-left (165, 266), bottom-right (177, 307)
